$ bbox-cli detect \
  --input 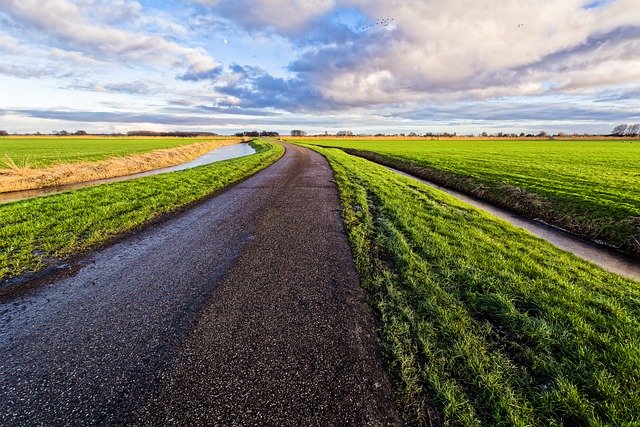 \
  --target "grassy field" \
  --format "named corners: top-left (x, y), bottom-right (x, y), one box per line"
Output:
top-left (290, 138), bottom-right (640, 259)
top-left (0, 136), bottom-right (236, 168)
top-left (0, 140), bottom-right (283, 282)
top-left (304, 144), bottom-right (640, 426)
top-left (0, 137), bottom-right (241, 193)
